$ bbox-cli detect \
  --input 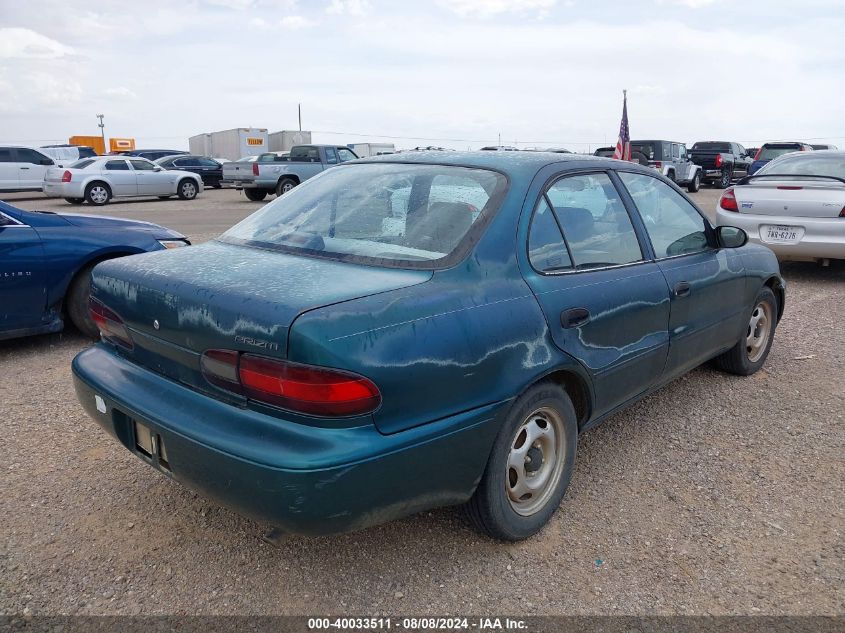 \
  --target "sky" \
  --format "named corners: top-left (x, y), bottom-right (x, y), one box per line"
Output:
top-left (1, 0), bottom-right (843, 152)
